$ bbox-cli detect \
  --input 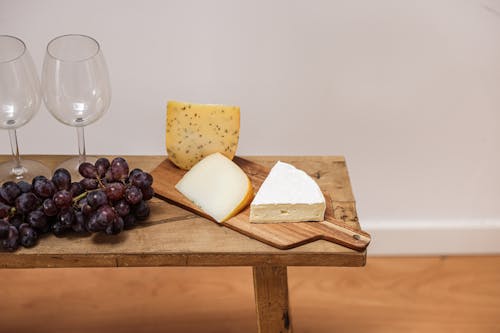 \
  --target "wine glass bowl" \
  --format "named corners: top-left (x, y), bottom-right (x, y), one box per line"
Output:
top-left (42, 34), bottom-right (111, 178)
top-left (0, 35), bottom-right (50, 183)
top-left (0, 37), bottom-right (38, 129)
